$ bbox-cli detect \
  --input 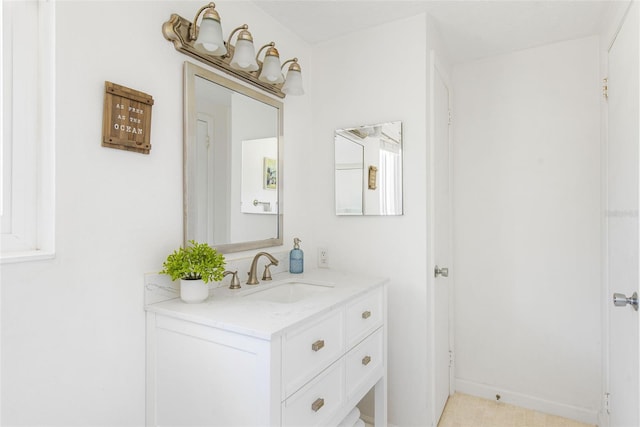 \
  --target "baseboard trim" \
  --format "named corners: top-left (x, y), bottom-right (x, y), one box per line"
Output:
top-left (360, 414), bottom-right (374, 425)
top-left (455, 378), bottom-right (599, 425)
top-left (598, 408), bottom-right (609, 427)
